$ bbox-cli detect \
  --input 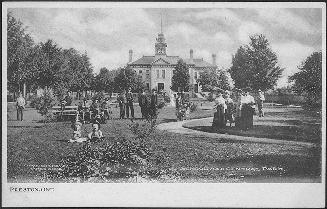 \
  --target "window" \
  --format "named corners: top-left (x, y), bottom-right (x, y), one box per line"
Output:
top-left (146, 83), bottom-right (150, 90)
top-left (162, 69), bottom-right (165, 78)
top-left (139, 70), bottom-right (142, 74)
top-left (194, 72), bottom-right (198, 79)
top-left (158, 83), bottom-right (164, 91)
top-left (157, 69), bottom-right (159, 78)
